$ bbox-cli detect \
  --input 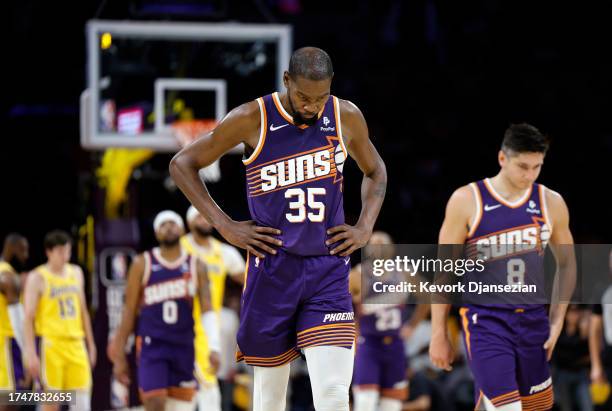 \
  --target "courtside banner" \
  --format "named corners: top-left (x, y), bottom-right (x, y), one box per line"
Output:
top-left (358, 244), bottom-right (610, 305)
